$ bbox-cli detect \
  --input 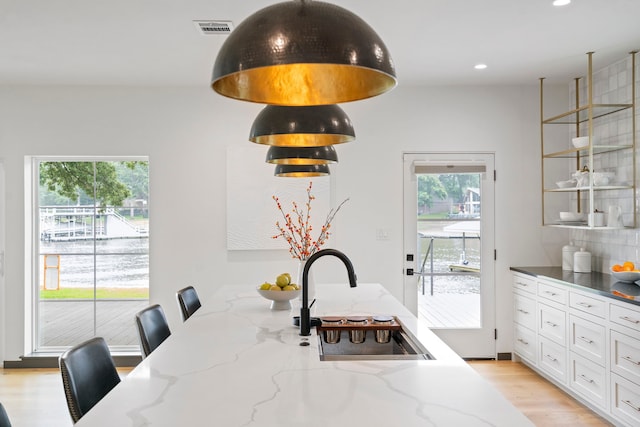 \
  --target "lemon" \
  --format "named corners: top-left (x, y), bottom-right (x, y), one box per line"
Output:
top-left (259, 282), bottom-right (272, 290)
top-left (275, 273), bottom-right (290, 287)
top-left (269, 285), bottom-right (281, 291)
top-left (282, 285), bottom-right (296, 291)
